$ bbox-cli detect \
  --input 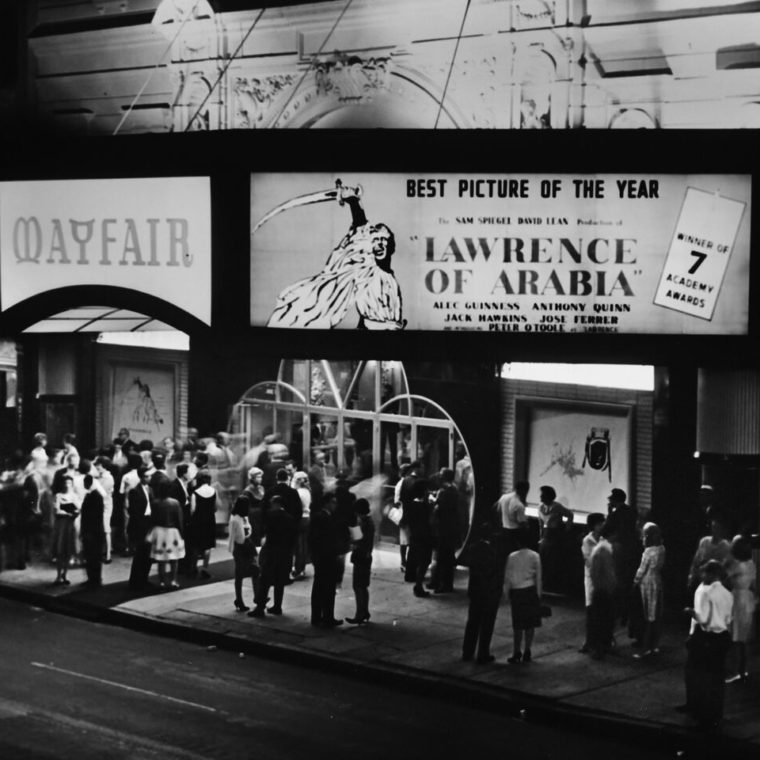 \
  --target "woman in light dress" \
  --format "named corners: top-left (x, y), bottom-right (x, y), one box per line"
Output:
top-left (724, 534), bottom-right (757, 683)
top-left (632, 522), bottom-right (666, 658)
